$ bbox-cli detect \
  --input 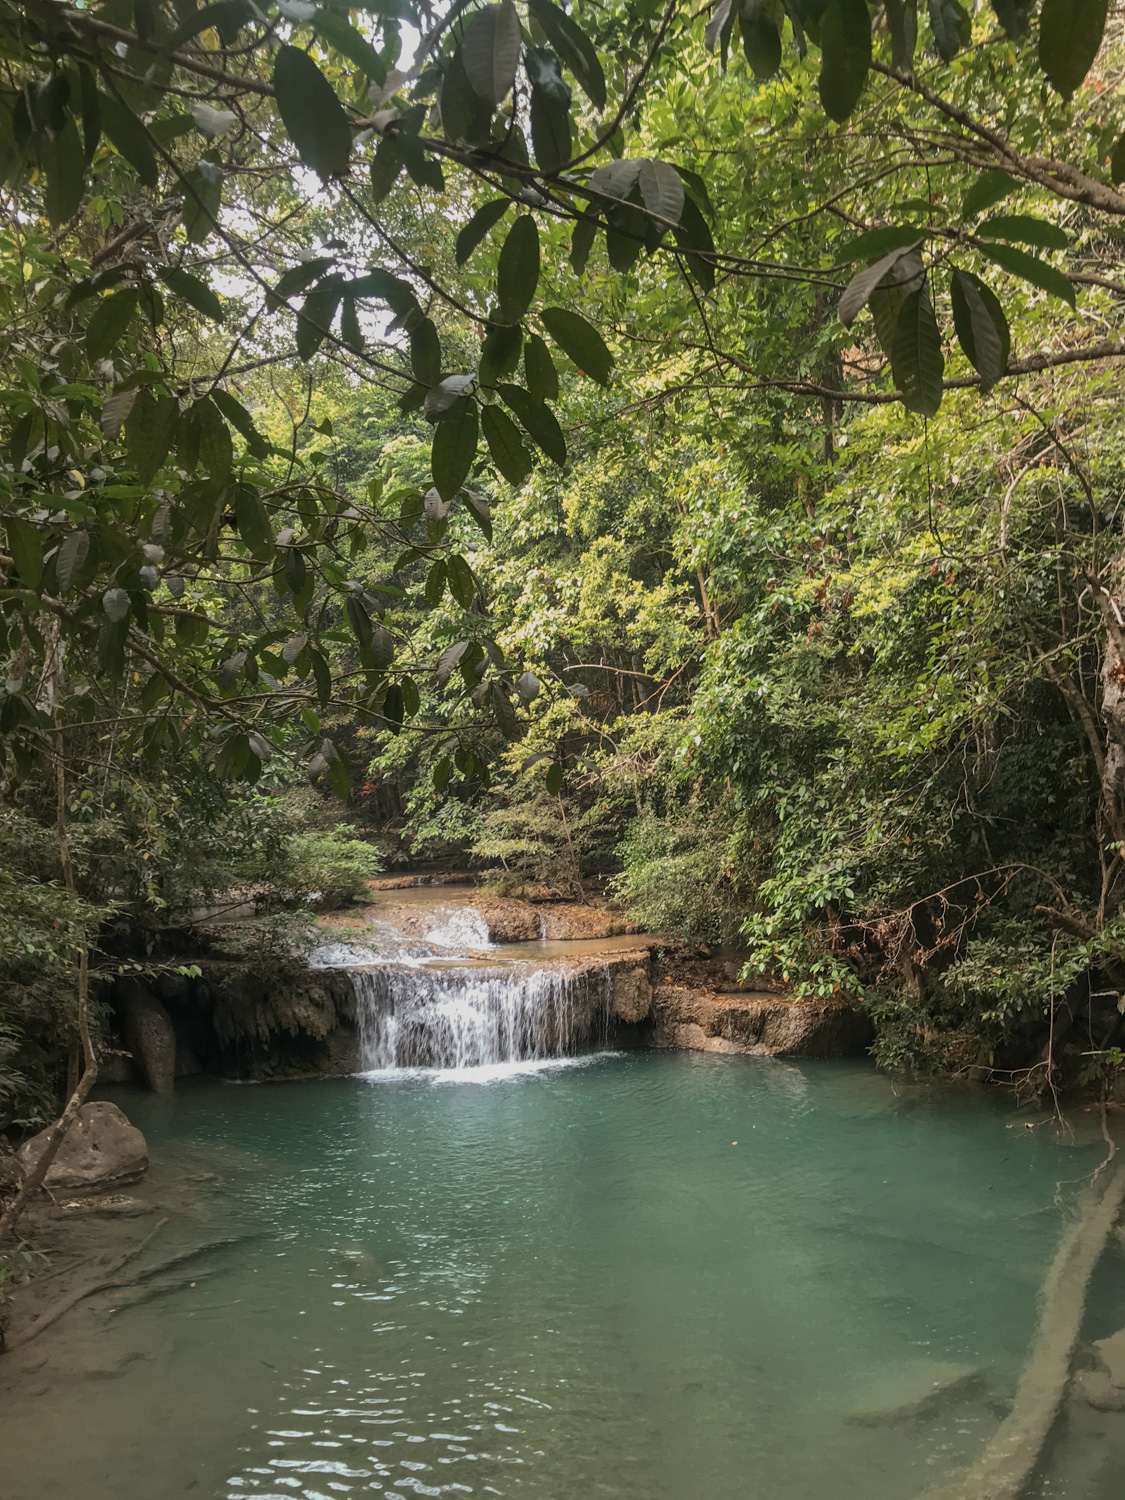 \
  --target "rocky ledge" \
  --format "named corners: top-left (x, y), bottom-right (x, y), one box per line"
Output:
top-left (471, 895), bottom-right (639, 943)
top-left (650, 983), bottom-right (872, 1058)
